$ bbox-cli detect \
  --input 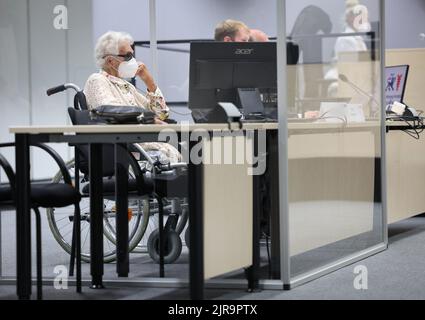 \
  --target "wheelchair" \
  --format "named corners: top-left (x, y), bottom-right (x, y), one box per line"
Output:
top-left (46, 83), bottom-right (189, 265)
